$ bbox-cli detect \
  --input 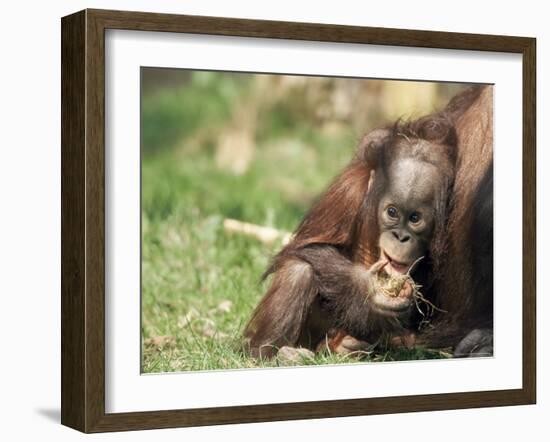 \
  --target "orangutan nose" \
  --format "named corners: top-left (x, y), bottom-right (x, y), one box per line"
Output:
top-left (392, 230), bottom-right (411, 243)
